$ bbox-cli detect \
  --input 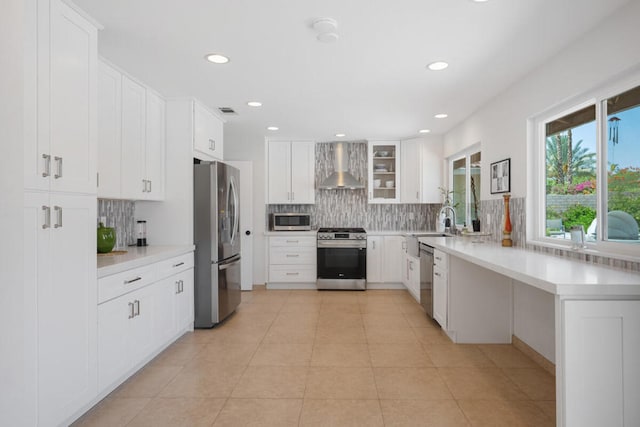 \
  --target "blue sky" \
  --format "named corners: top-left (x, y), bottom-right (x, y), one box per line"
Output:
top-left (570, 106), bottom-right (640, 170)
